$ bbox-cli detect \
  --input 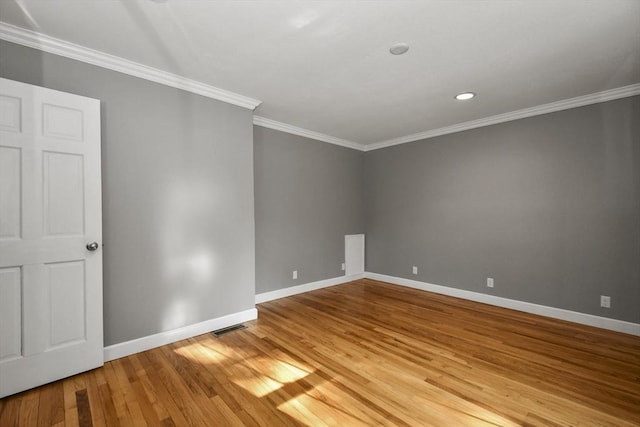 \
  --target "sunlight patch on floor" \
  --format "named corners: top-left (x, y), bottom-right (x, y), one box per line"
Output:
top-left (173, 342), bottom-right (227, 363)
top-left (232, 374), bottom-right (284, 398)
top-left (231, 358), bottom-right (314, 398)
top-left (278, 395), bottom-right (332, 427)
top-left (277, 393), bottom-right (371, 427)
top-left (461, 404), bottom-right (521, 427)
top-left (261, 358), bottom-right (311, 383)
